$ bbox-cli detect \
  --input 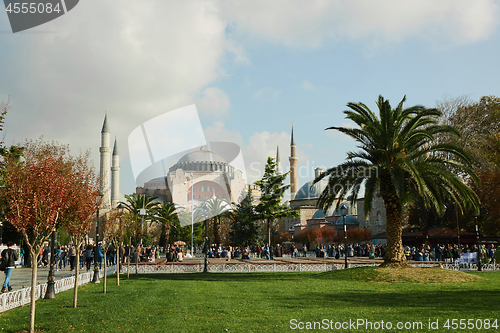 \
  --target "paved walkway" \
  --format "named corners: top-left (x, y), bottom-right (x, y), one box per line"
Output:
top-left (2, 264), bottom-right (102, 292)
